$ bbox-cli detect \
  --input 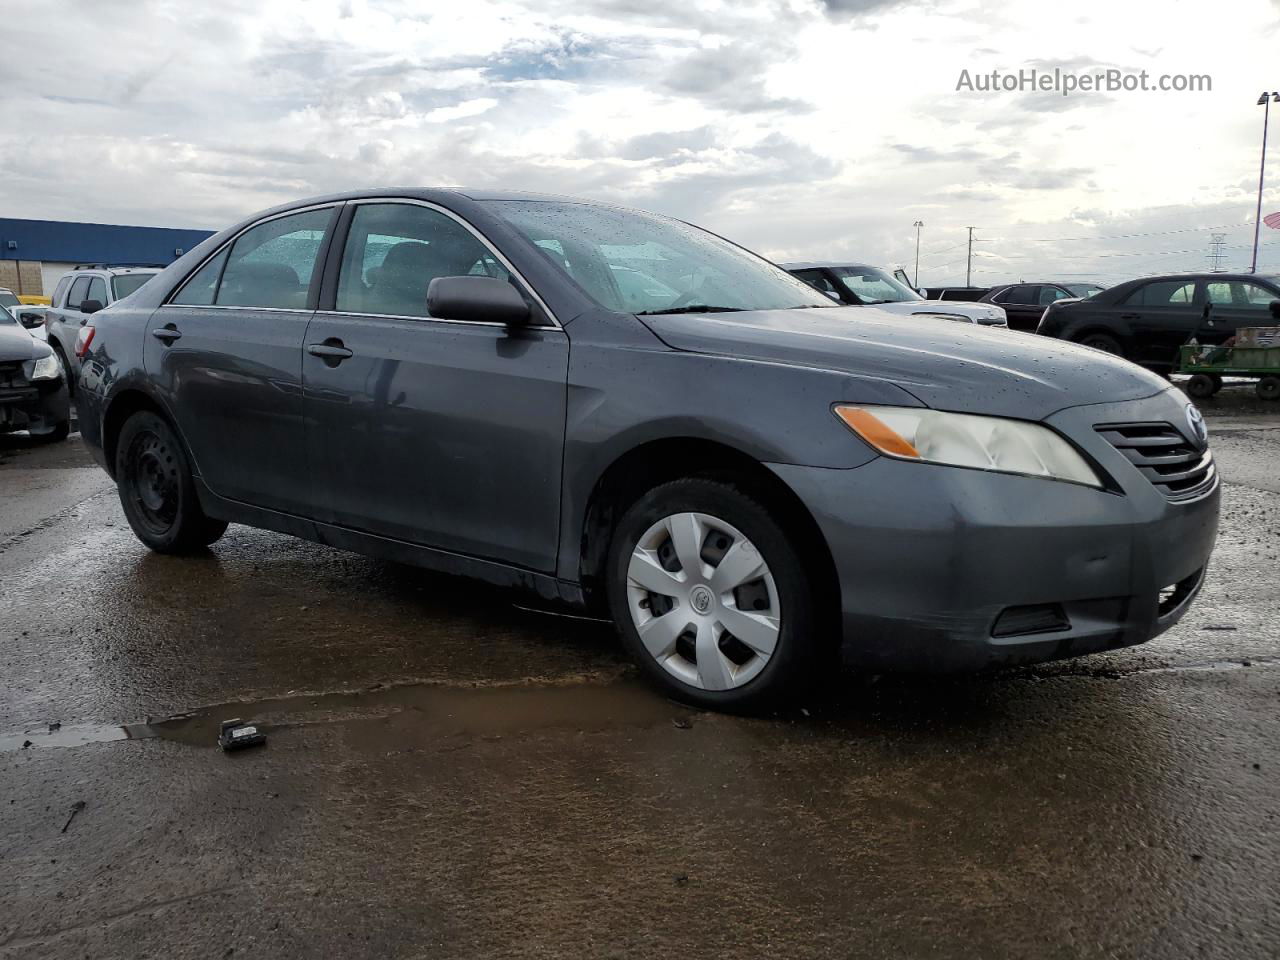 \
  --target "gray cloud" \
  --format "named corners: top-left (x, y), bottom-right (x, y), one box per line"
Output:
top-left (663, 43), bottom-right (810, 113)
